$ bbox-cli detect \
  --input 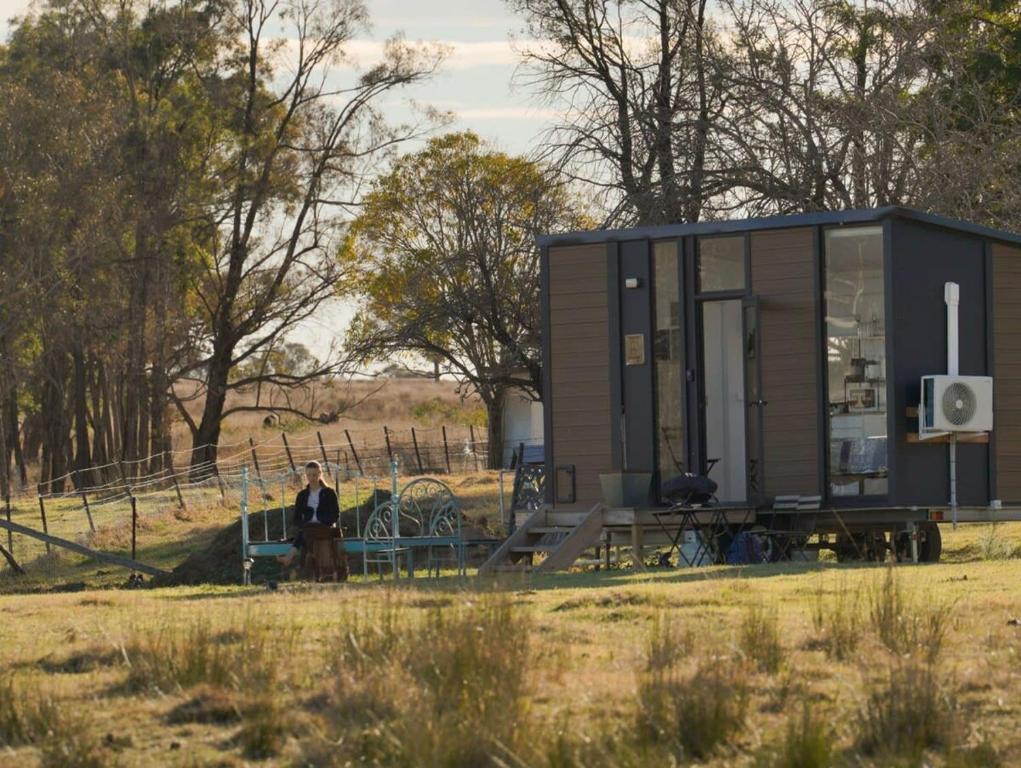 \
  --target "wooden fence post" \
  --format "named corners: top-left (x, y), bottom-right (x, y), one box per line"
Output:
top-left (442, 426), bottom-right (452, 474)
top-left (281, 432), bottom-right (297, 474)
top-left (248, 437), bottom-right (265, 486)
top-left (383, 426), bottom-right (393, 462)
top-left (77, 473), bottom-right (95, 533)
top-left (345, 430), bottom-right (362, 475)
top-left (167, 451), bottom-right (187, 510)
top-left (38, 495), bottom-right (50, 554)
top-left (5, 492), bottom-right (12, 555)
top-left (131, 496), bottom-right (137, 562)
top-left (411, 428), bottom-right (424, 474)
top-left (317, 431), bottom-right (330, 468)
top-left (469, 425), bottom-right (480, 472)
